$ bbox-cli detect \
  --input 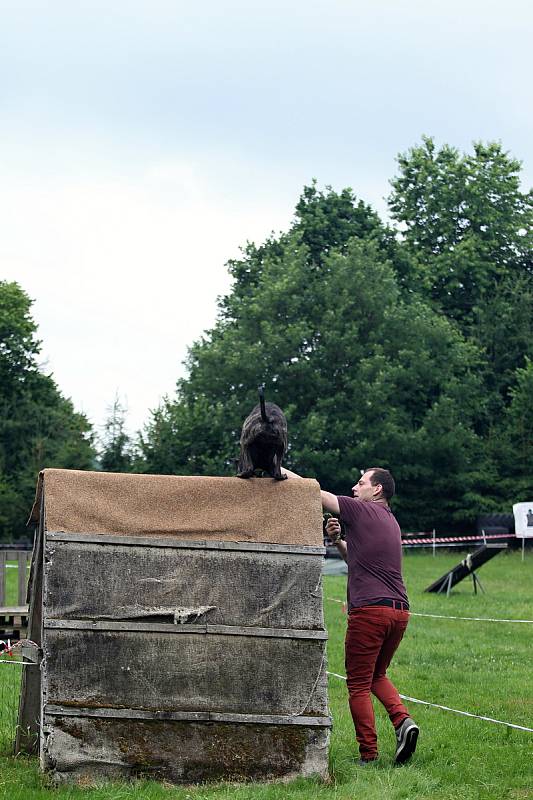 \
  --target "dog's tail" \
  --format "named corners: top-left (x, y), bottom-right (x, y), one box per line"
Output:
top-left (258, 385), bottom-right (268, 422)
